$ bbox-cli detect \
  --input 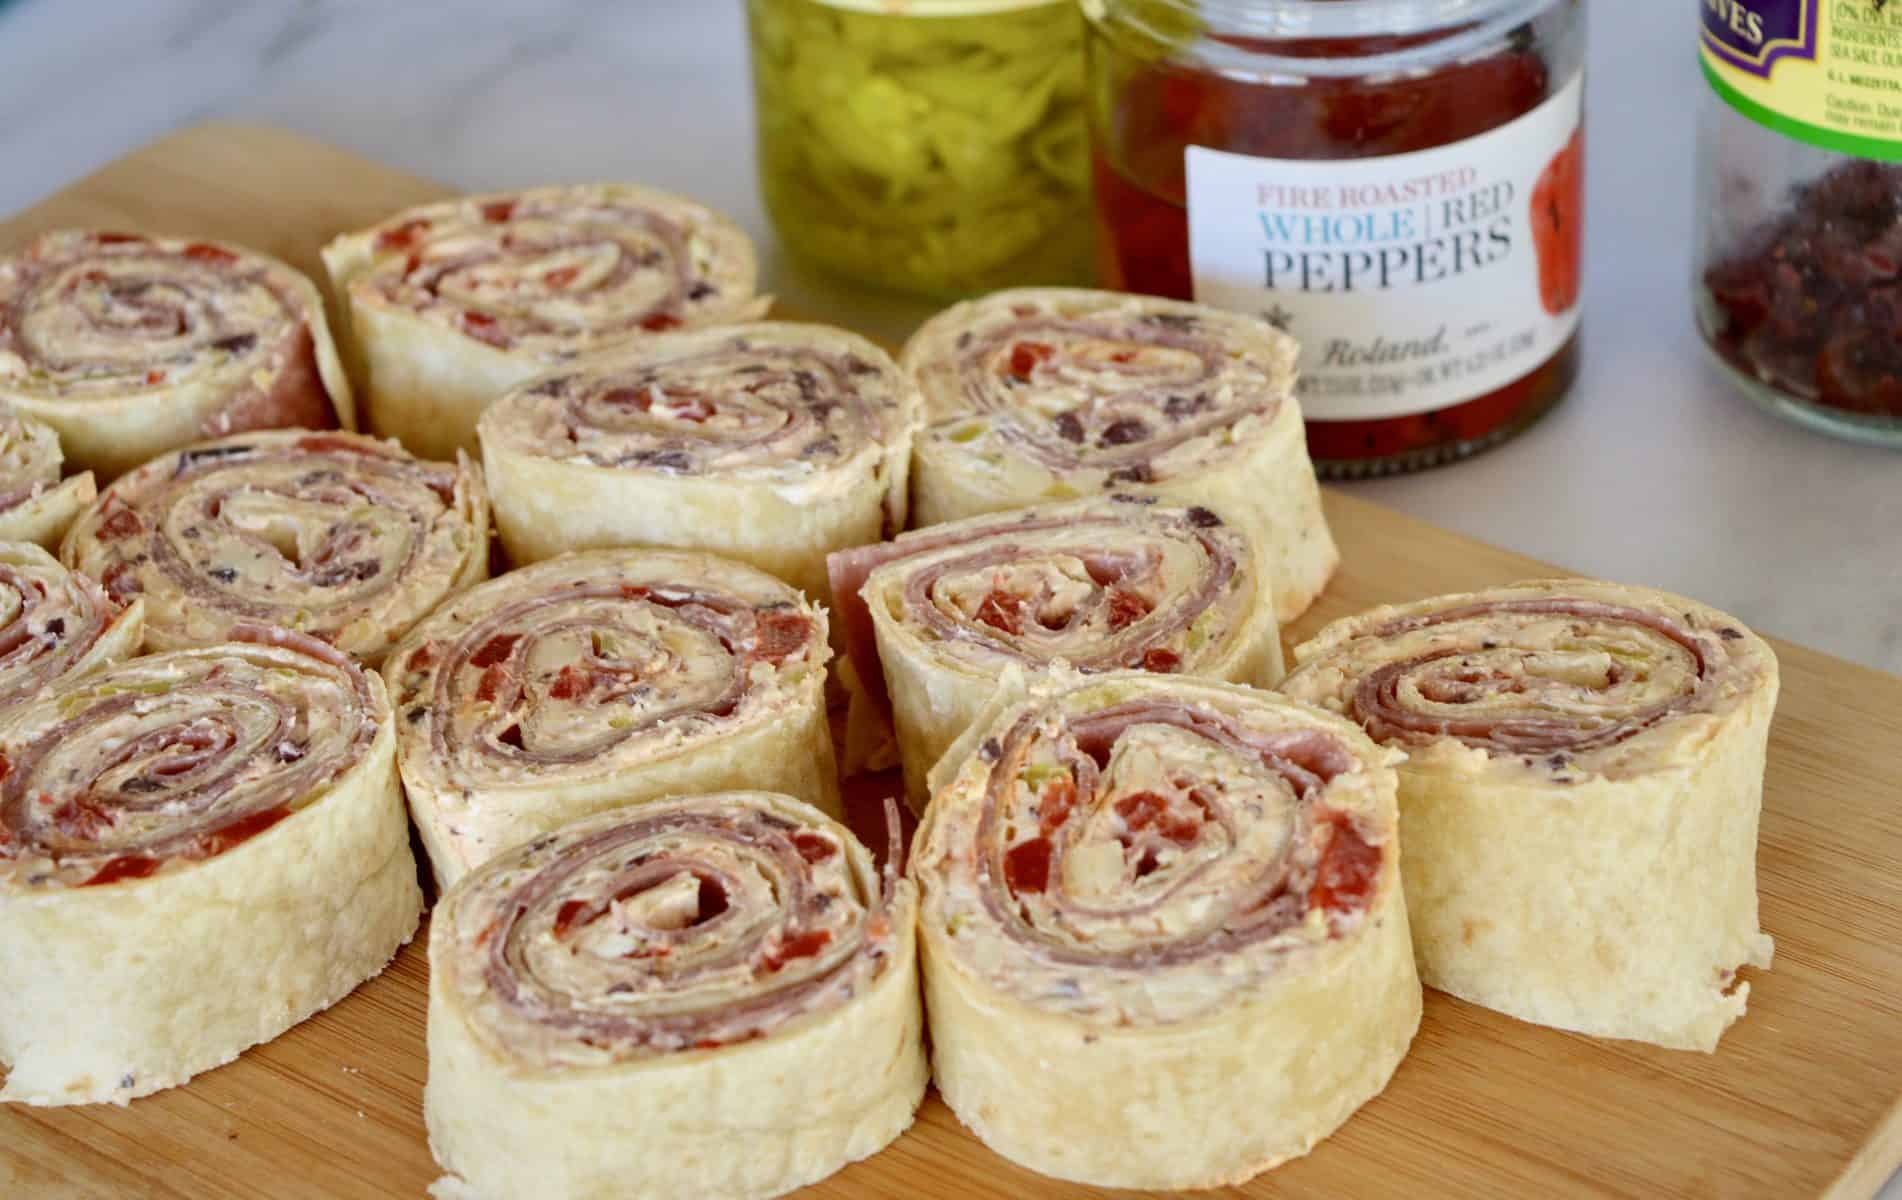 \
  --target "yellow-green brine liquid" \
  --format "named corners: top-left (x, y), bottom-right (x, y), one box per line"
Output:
top-left (748, 0), bottom-right (1093, 298)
